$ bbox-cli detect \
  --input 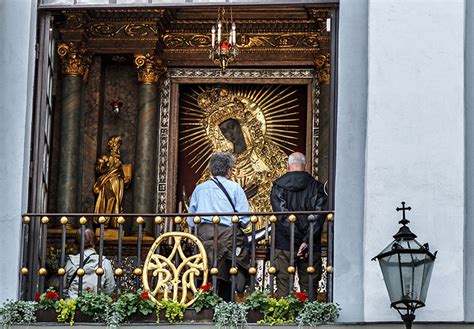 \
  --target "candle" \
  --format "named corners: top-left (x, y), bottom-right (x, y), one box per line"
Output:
top-left (232, 23), bottom-right (236, 45)
top-left (211, 25), bottom-right (216, 47)
top-left (217, 22), bottom-right (222, 44)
